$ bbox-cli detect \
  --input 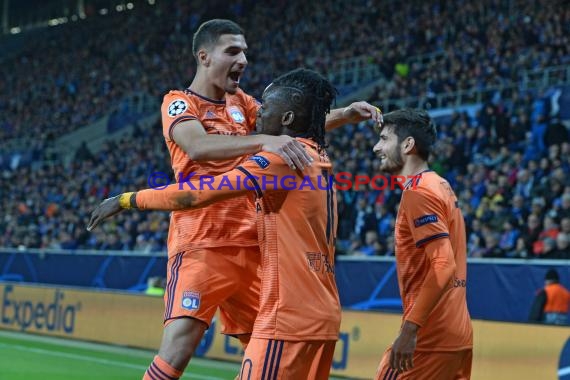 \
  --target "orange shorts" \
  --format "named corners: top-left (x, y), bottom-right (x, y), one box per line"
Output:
top-left (239, 338), bottom-right (336, 380)
top-left (375, 347), bottom-right (472, 380)
top-left (163, 246), bottom-right (261, 335)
